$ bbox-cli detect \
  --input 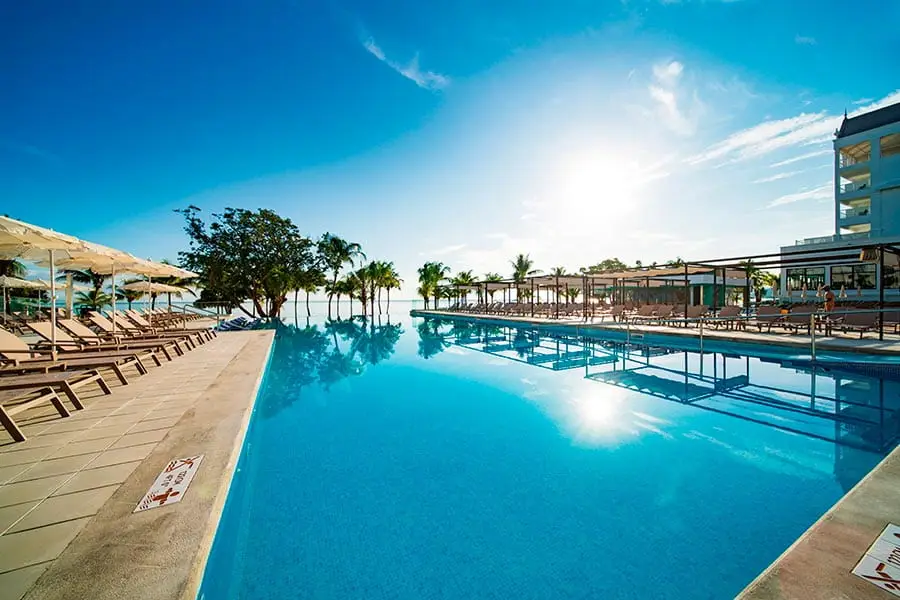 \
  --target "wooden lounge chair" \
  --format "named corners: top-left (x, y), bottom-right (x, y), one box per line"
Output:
top-left (0, 387), bottom-right (68, 442)
top-left (631, 305), bottom-right (658, 324)
top-left (123, 310), bottom-right (214, 342)
top-left (0, 328), bottom-right (155, 385)
top-left (783, 304), bottom-right (818, 335)
top-left (29, 321), bottom-right (183, 361)
top-left (0, 369), bottom-right (112, 416)
top-left (89, 313), bottom-right (205, 347)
